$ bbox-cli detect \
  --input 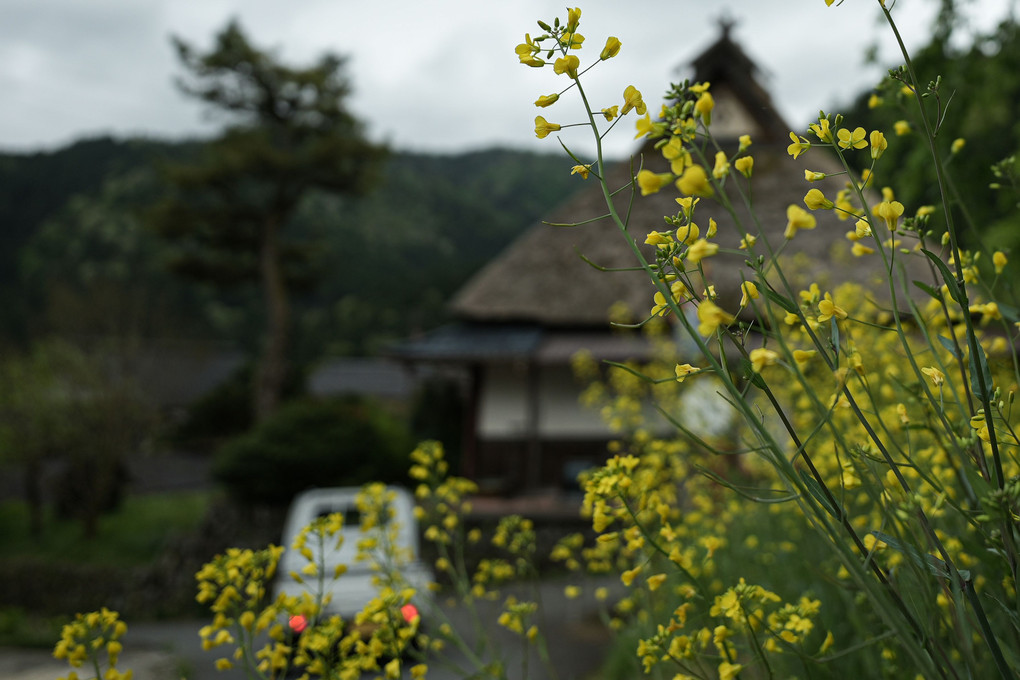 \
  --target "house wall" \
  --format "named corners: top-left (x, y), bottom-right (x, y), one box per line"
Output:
top-left (477, 363), bottom-right (611, 439)
top-left (471, 361), bottom-right (615, 493)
